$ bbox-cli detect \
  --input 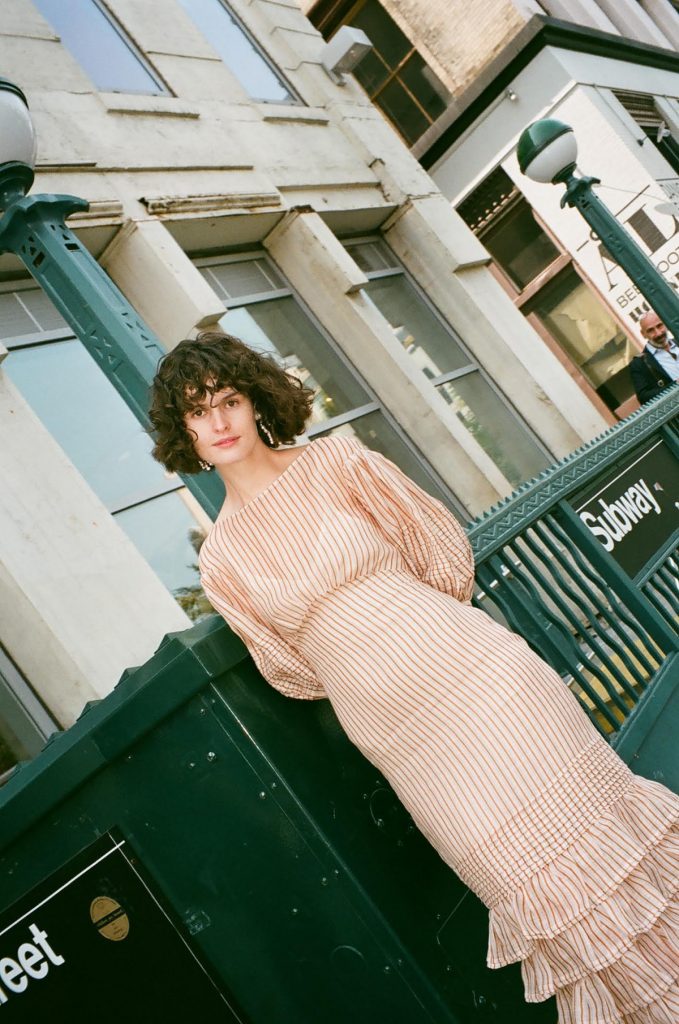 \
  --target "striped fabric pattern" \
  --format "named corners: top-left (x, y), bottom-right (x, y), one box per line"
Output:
top-left (199, 435), bottom-right (679, 1022)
